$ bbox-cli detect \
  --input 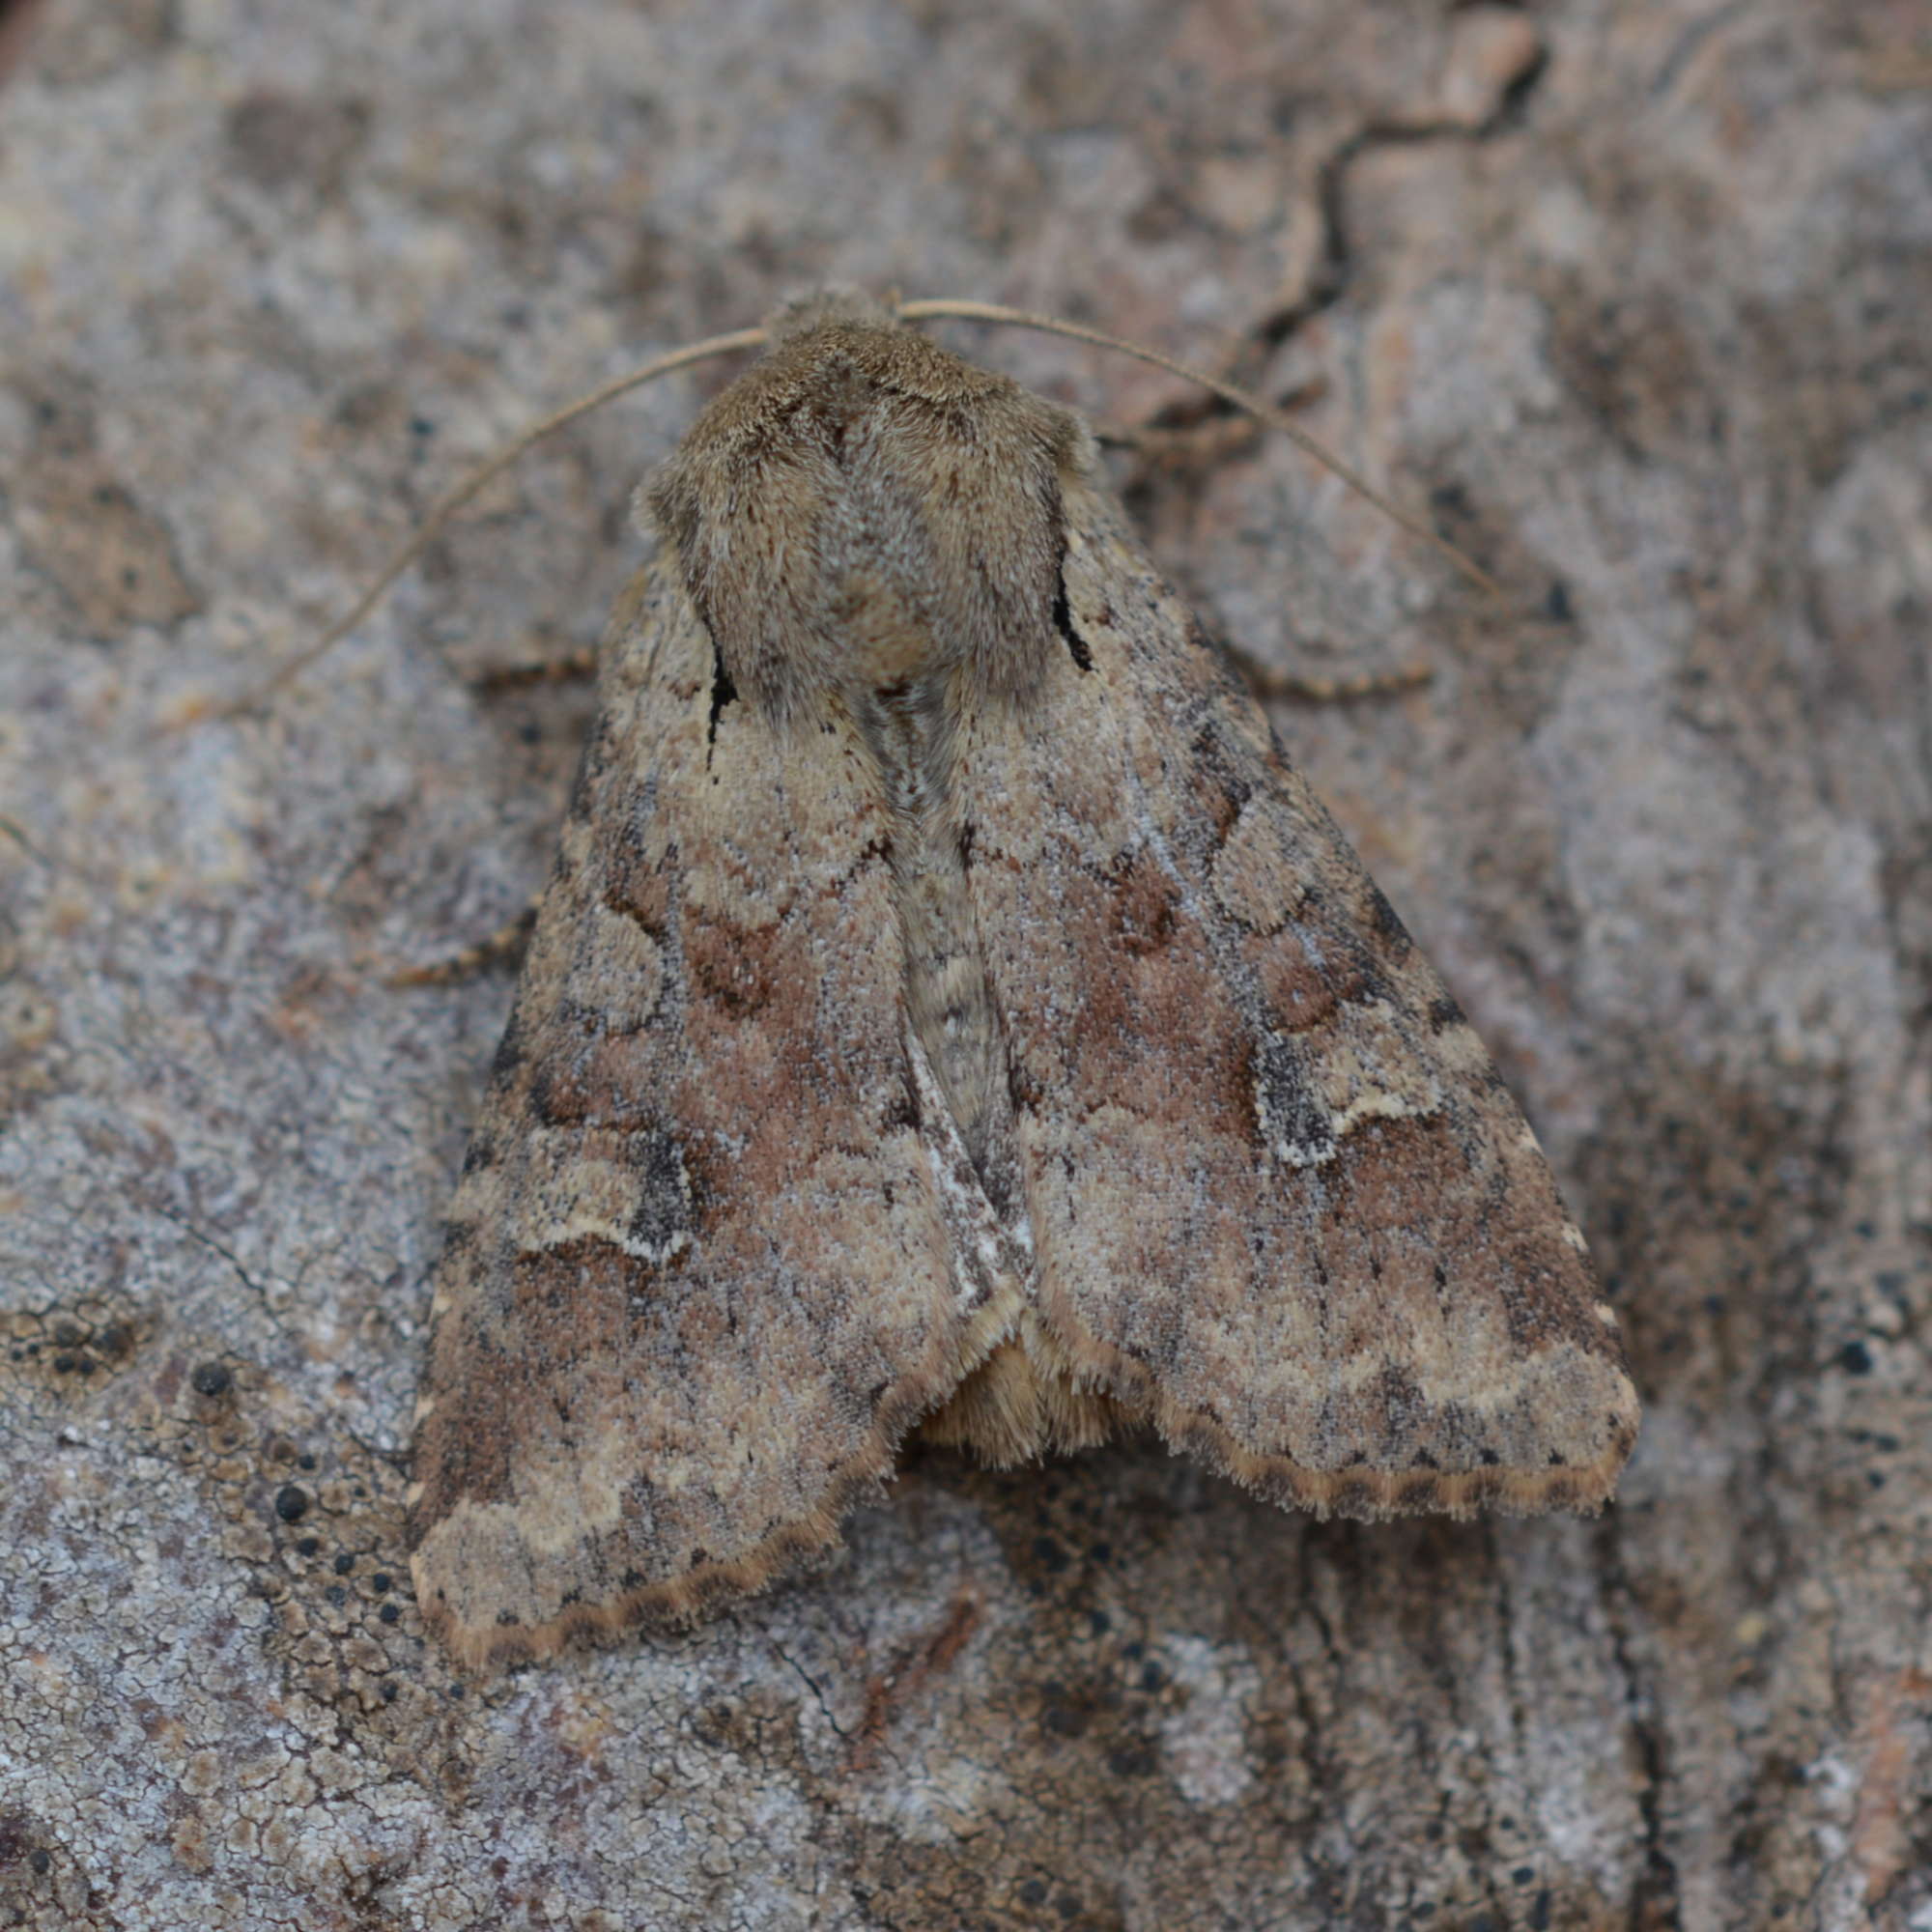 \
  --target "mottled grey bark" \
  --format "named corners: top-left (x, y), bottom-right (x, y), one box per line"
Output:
top-left (1, 2), bottom-right (1926, 1927)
